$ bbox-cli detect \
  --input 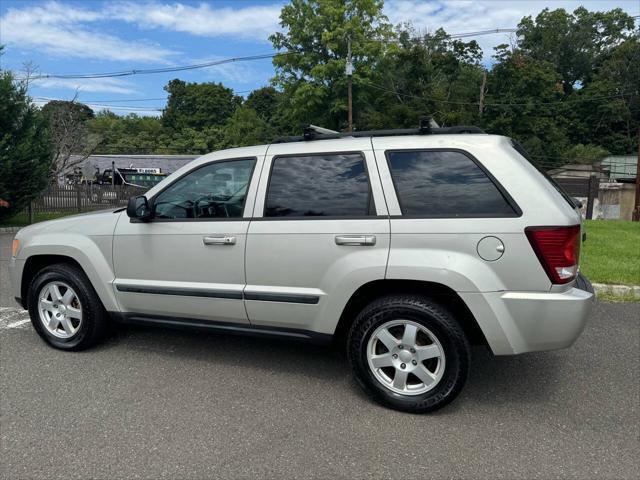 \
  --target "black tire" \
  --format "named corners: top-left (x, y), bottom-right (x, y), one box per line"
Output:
top-left (347, 295), bottom-right (470, 413)
top-left (27, 263), bottom-right (108, 351)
